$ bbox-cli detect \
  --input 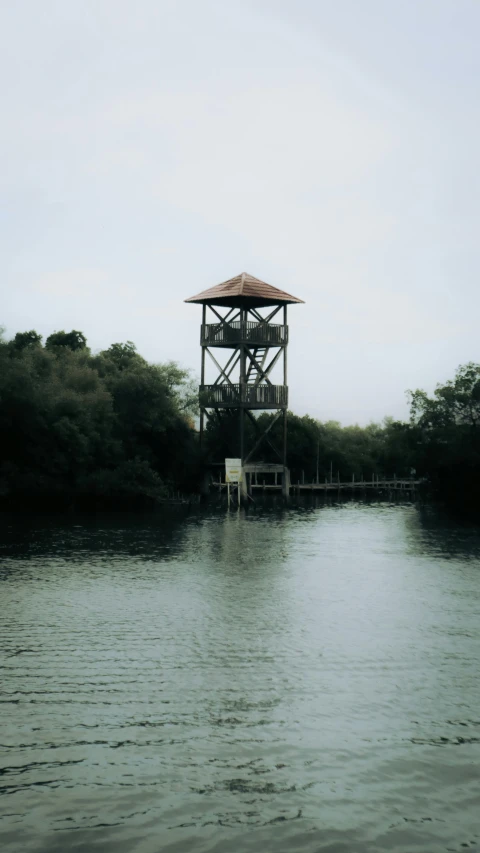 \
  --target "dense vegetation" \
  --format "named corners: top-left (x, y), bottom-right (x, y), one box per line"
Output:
top-left (0, 329), bottom-right (200, 508)
top-left (204, 363), bottom-right (480, 509)
top-left (204, 413), bottom-right (414, 483)
top-left (1, 326), bottom-right (479, 509)
top-left (408, 363), bottom-right (480, 508)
